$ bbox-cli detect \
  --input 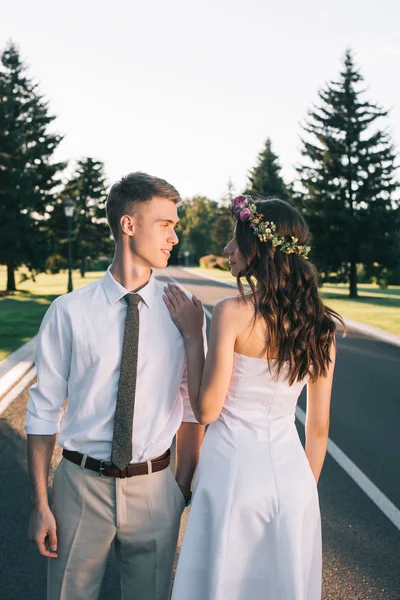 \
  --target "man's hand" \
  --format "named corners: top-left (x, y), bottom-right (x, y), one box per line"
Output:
top-left (29, 506), bottom-right (58, 558)
top-left (27, 433), bottom-right (58, 557)
top-left (177, 482), bottom-right (192, 506)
